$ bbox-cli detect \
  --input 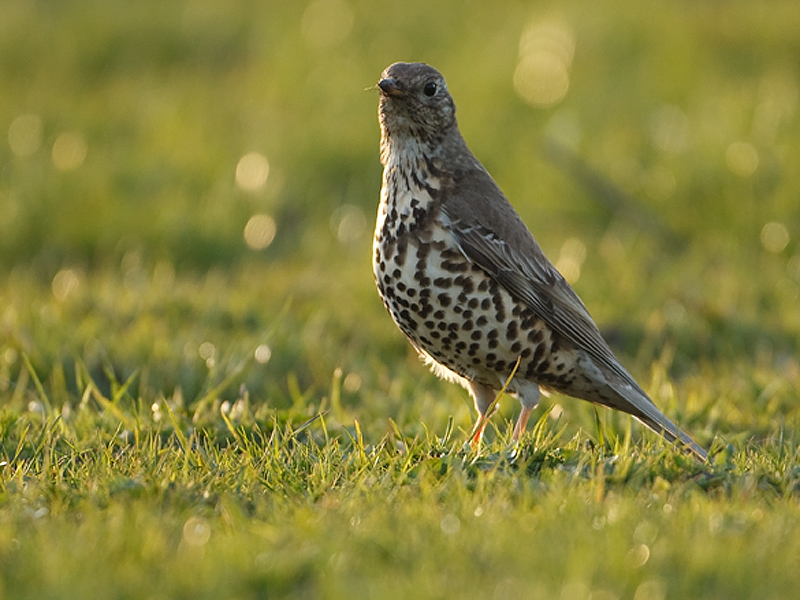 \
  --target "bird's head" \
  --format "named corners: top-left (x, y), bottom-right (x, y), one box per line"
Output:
top-left (377, 62), bottom-right (457, 143)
